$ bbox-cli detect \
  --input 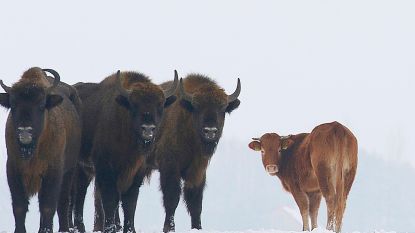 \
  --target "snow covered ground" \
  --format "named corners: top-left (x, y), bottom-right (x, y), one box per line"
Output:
top-left (0, 135), bottom-right (414, 233)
